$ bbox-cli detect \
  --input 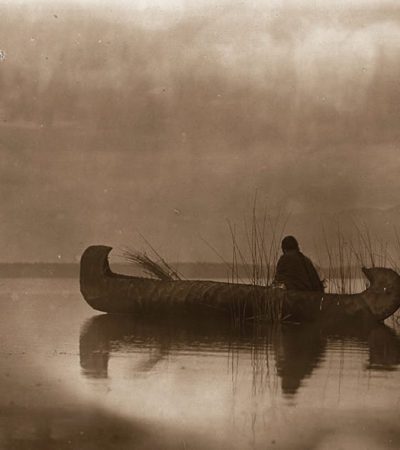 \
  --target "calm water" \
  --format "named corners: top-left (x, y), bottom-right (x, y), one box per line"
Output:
top-left (1, 278), bottom-right (400, 449)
